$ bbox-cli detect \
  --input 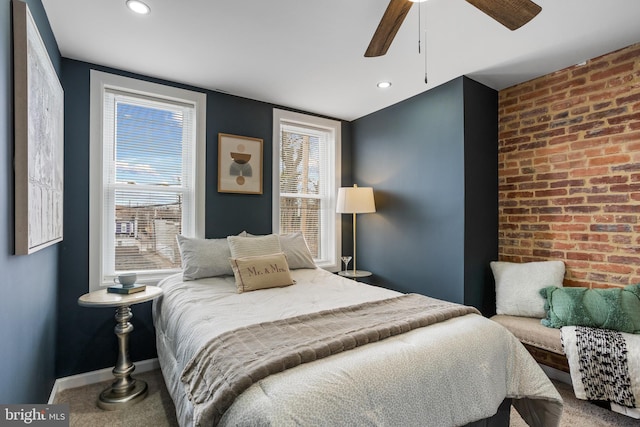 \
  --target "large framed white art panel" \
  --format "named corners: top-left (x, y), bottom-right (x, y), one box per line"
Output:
top-left (13, 0), bottom-right (64, 254)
